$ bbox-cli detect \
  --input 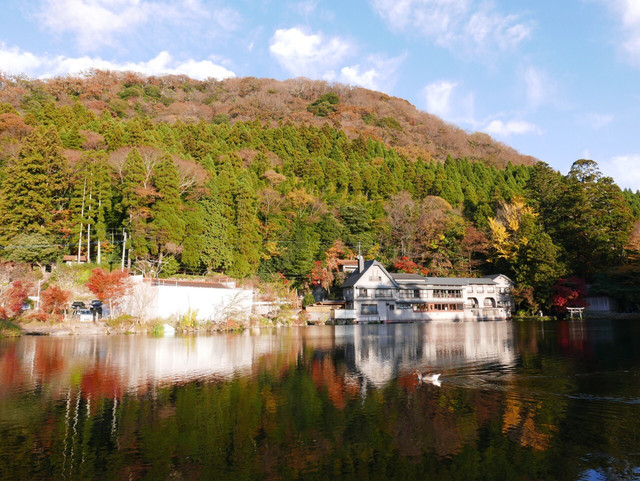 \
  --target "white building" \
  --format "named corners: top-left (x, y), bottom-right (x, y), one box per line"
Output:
top-left (121, 276), bottom-right (254, 323)
top-left (341, 258), bottom-right (513, 323)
